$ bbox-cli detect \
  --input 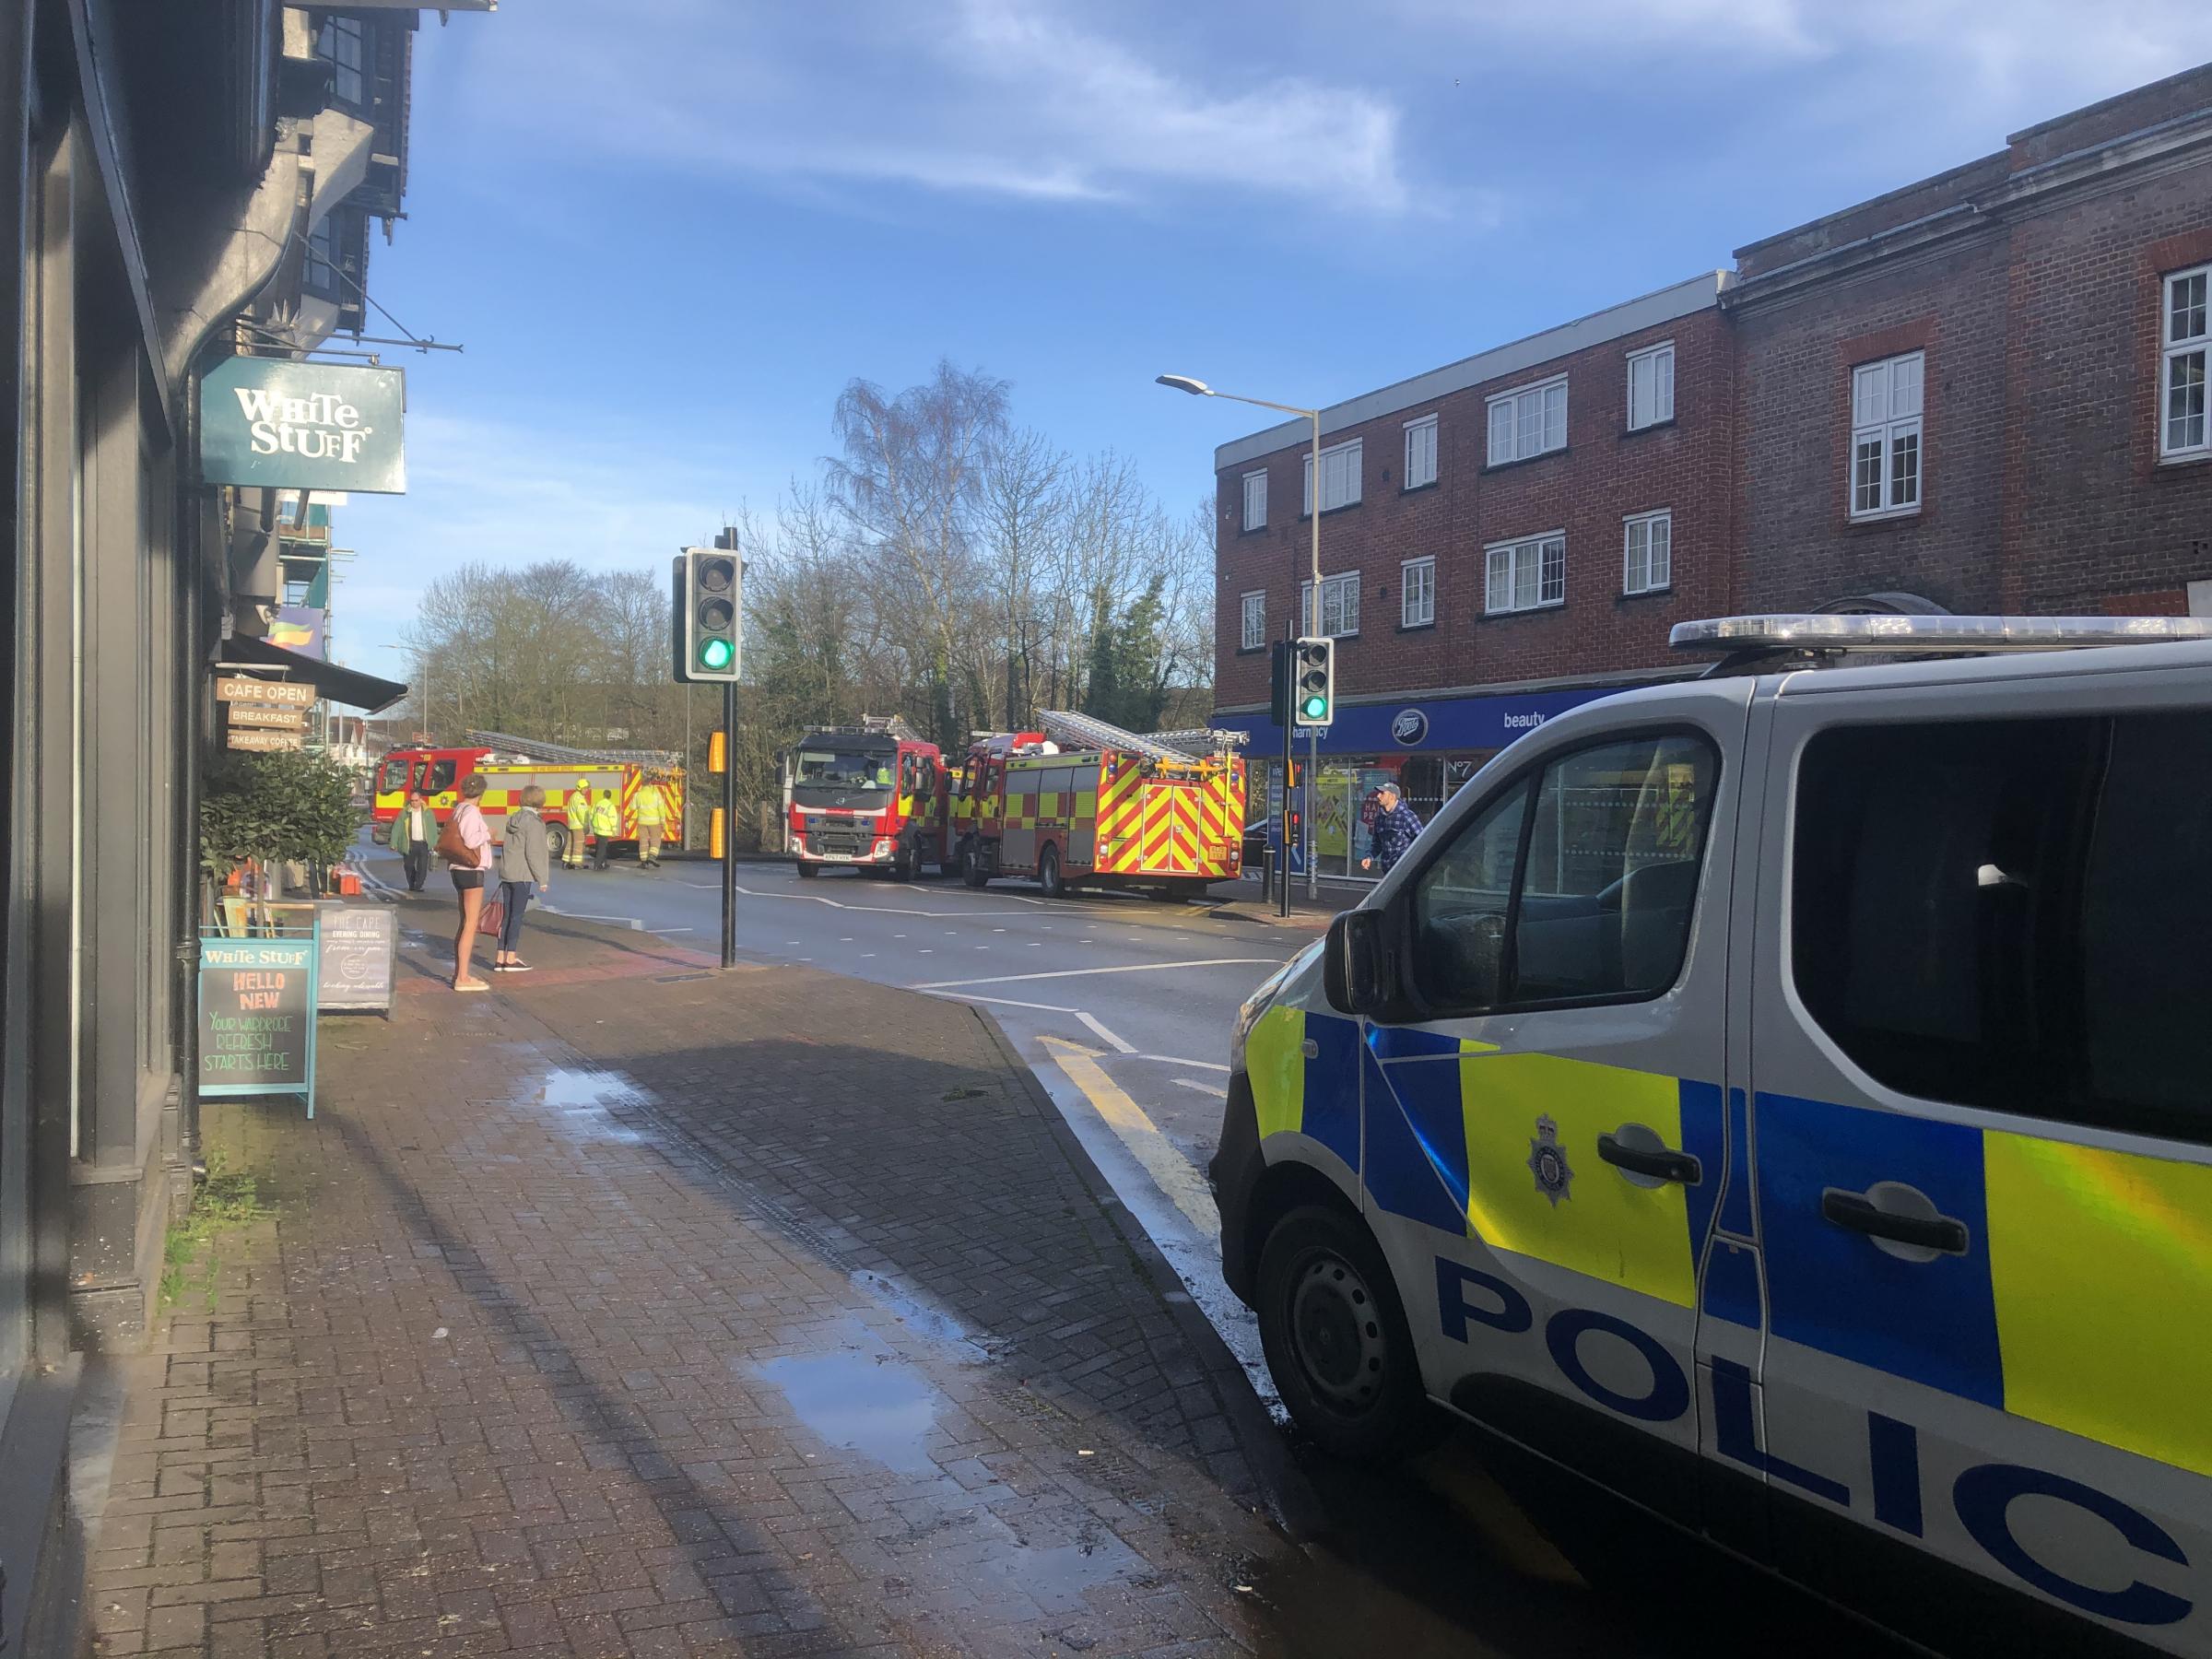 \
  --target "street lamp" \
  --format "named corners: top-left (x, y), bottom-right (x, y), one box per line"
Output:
top-left (1158, 372), bottom-right (1326, 903)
